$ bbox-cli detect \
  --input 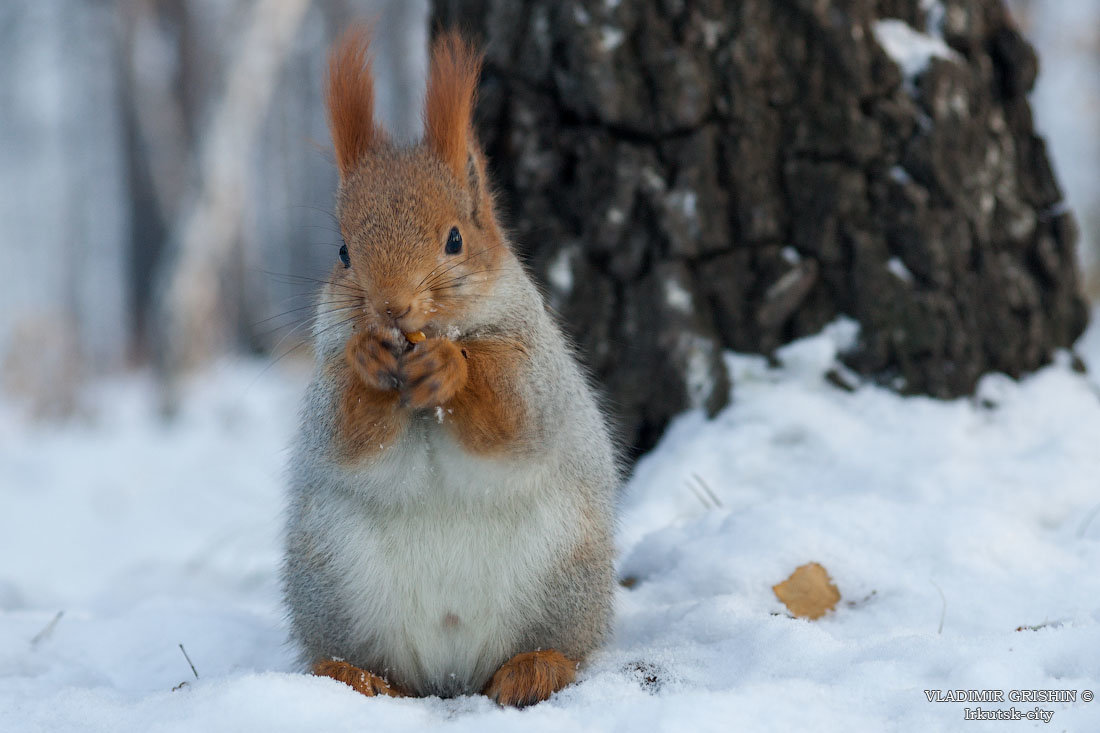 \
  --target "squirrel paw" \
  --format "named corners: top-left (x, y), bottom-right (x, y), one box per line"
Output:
top-left (399, 338), bottom-right (468, 409)
top-left (312, 659), bottom-right (404, 698)
top-left (482, 650), bottom-right (578, 708)
top-left (346, 330), bottom-right (403, 392)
